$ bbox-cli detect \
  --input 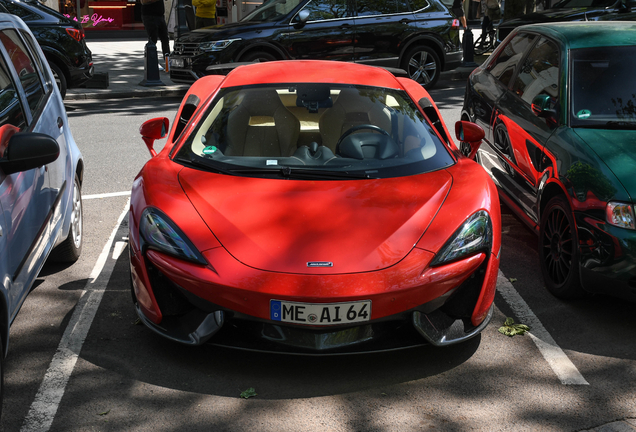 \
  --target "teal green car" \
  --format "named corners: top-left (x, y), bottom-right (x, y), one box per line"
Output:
top-left (461, 21), bottom-right (636, 300)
